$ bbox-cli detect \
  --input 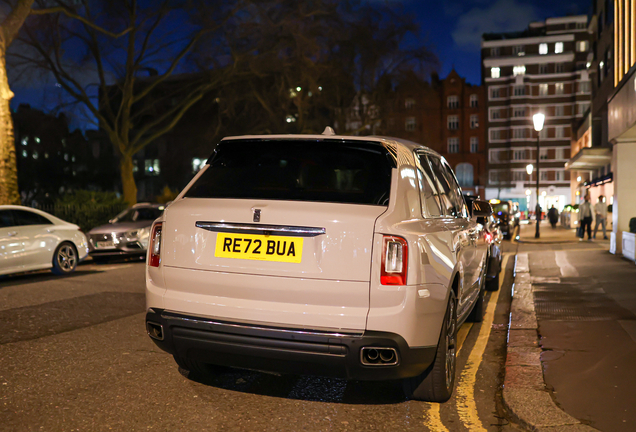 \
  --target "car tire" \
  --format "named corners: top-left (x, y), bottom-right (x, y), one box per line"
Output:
top-left (51, 242), bottom-right (78, 275)
top-left (403, 290), bottom-right (457, 402)
top-left (486, 271), bottom-right (500, 291)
